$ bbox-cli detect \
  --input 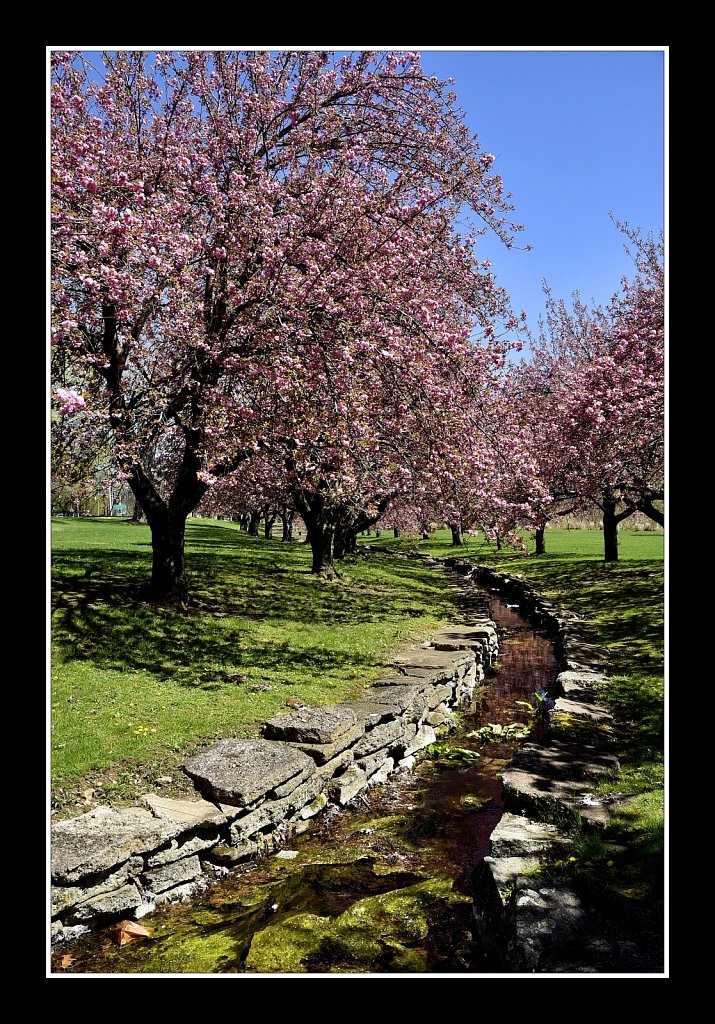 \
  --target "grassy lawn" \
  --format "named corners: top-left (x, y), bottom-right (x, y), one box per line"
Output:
top-left (50, 517), bottom-right (459, 814)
